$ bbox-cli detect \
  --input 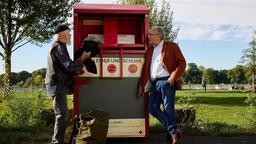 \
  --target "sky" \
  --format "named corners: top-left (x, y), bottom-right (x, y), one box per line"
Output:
top-left (1, 0), bottom-right (256, 74)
